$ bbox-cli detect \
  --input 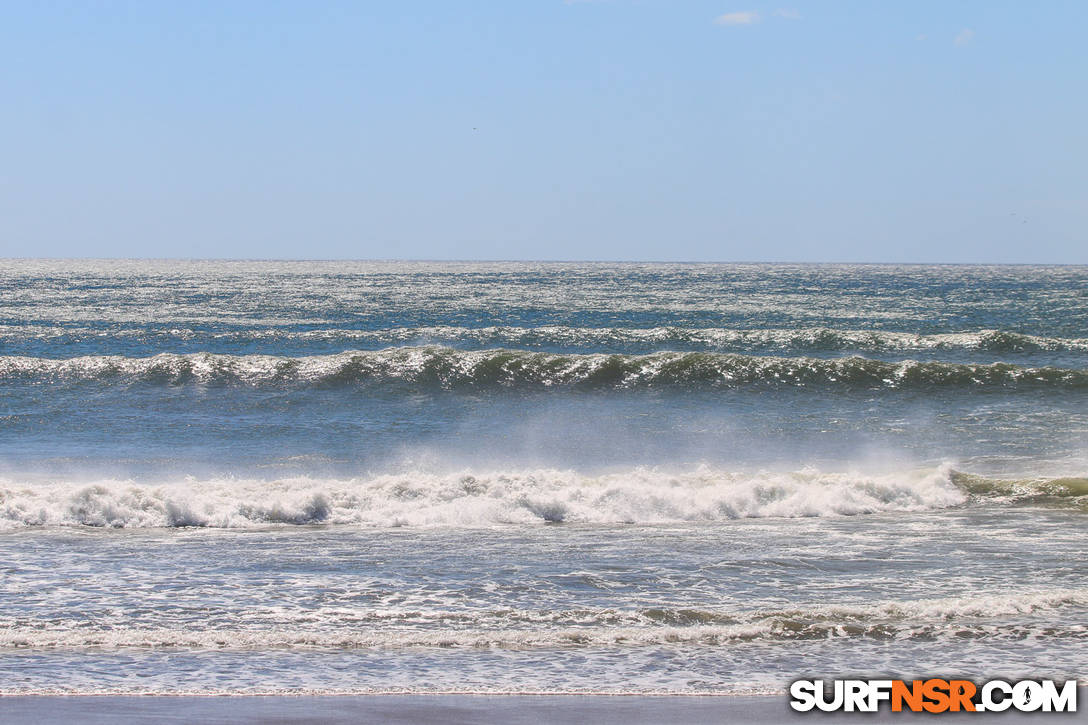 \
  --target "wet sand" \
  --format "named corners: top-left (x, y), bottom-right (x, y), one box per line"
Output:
top-left (0, 694), bottom-right (1080, 724)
